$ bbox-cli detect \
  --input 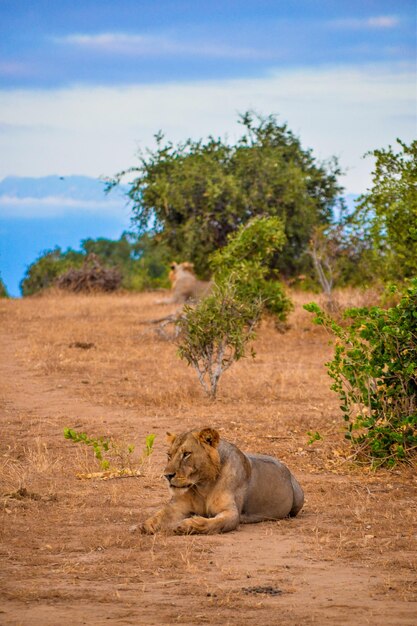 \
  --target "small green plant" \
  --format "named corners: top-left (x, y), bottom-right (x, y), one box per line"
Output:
top-left (64, 428), bottom-right (111, 469)
top-left (304, 279), bottom-right (417, 467)
top-left (64, 428), bottom-right (156, 474)
top-left (145, 433), bottom-right (156, 456)
top-left (307, 431), bottom-right (322, 445)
